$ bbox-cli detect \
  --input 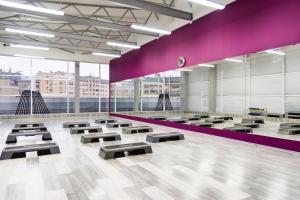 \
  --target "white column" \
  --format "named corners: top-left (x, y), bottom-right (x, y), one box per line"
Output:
top-left (74, 61), bottom-right (80, 113)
